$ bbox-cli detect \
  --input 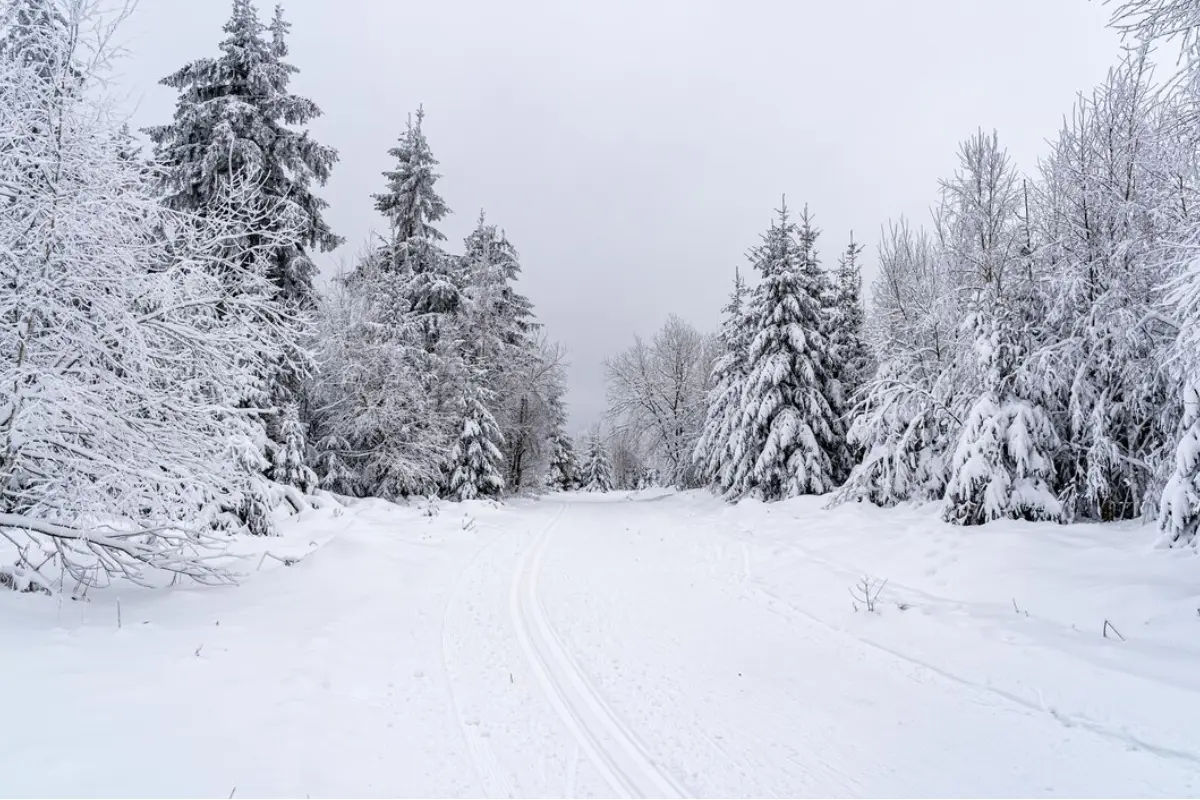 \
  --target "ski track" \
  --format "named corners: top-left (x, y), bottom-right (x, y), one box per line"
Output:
top-left (509, 503), bottom-right (688, 800)
top-left (440, 520), bottom-right (516, 799)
